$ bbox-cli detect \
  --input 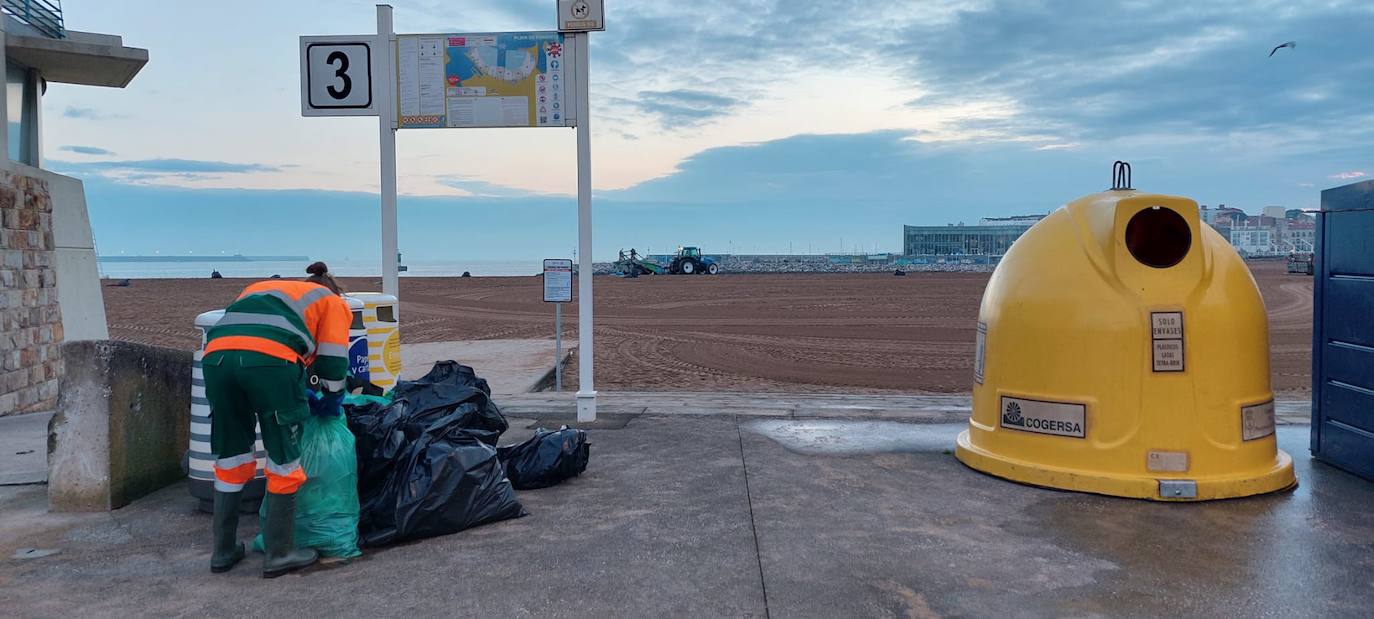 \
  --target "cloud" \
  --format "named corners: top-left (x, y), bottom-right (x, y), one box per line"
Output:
top-left (62, 106), bottom-right (123, 120)
top-left (892, 0), bottom-right (1374, 144)
top-left (1330, 171), bottom-right (1366, 179)
top-left (78, 129), bottom-right (1351, 261)
top-left (58, 145), bottom-right (115, 156)
top-left (436, 175), bottom-right (546, 198)
top-left (47, 158), bottom-right (283, 184)
top-left (618, 90), bottom-right (744, 128)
